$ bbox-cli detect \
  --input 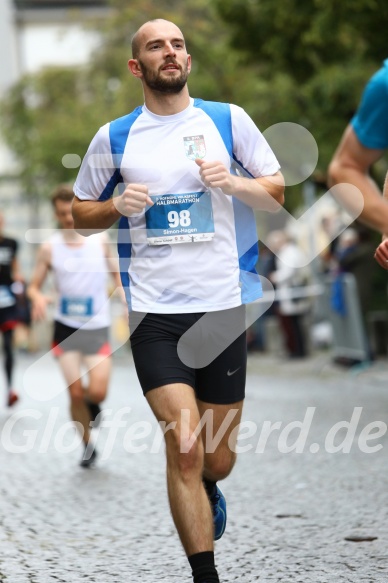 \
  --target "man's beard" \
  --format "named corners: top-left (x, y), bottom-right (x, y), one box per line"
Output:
top-left (139, 59), bottom-right (189, 94)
